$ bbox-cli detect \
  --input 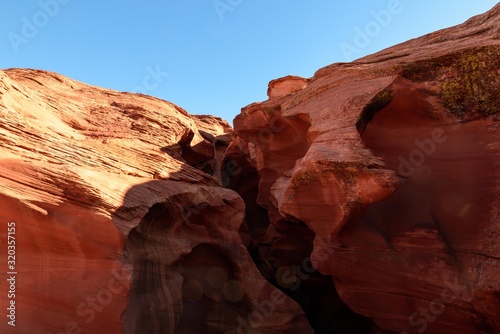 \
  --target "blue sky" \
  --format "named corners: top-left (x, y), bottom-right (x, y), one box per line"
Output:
top-left (1, 1), bottom-right (497, 123)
